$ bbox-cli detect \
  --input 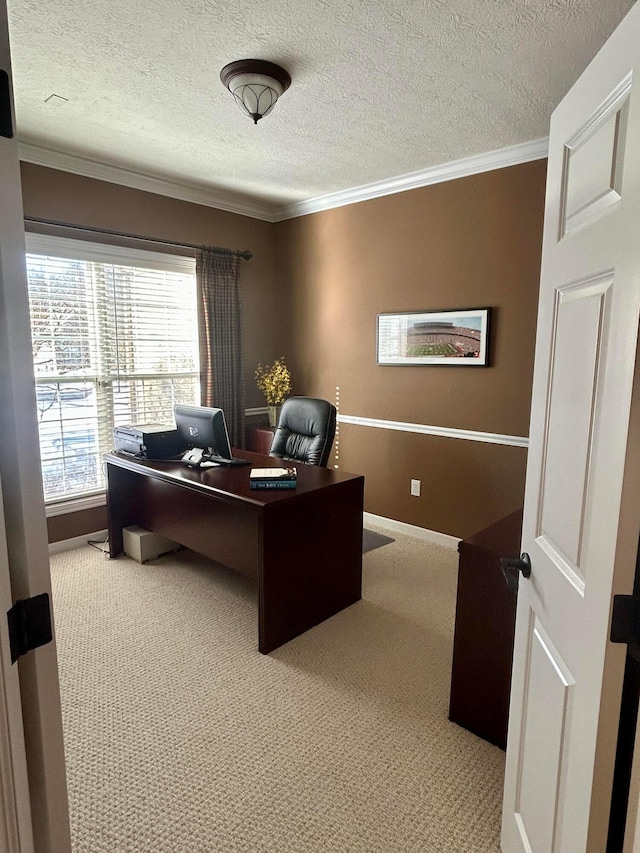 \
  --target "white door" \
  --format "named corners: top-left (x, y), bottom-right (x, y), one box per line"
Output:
top-left (502, 4), bottom-right (640, 851)
top-left (0, 4), bottom-right (71, 852)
